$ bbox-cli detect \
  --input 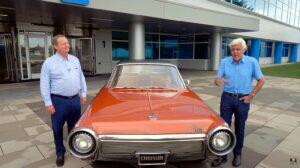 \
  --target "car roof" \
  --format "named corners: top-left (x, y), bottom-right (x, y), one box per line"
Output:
top-left (116, 60), bottom-right (176, 67)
